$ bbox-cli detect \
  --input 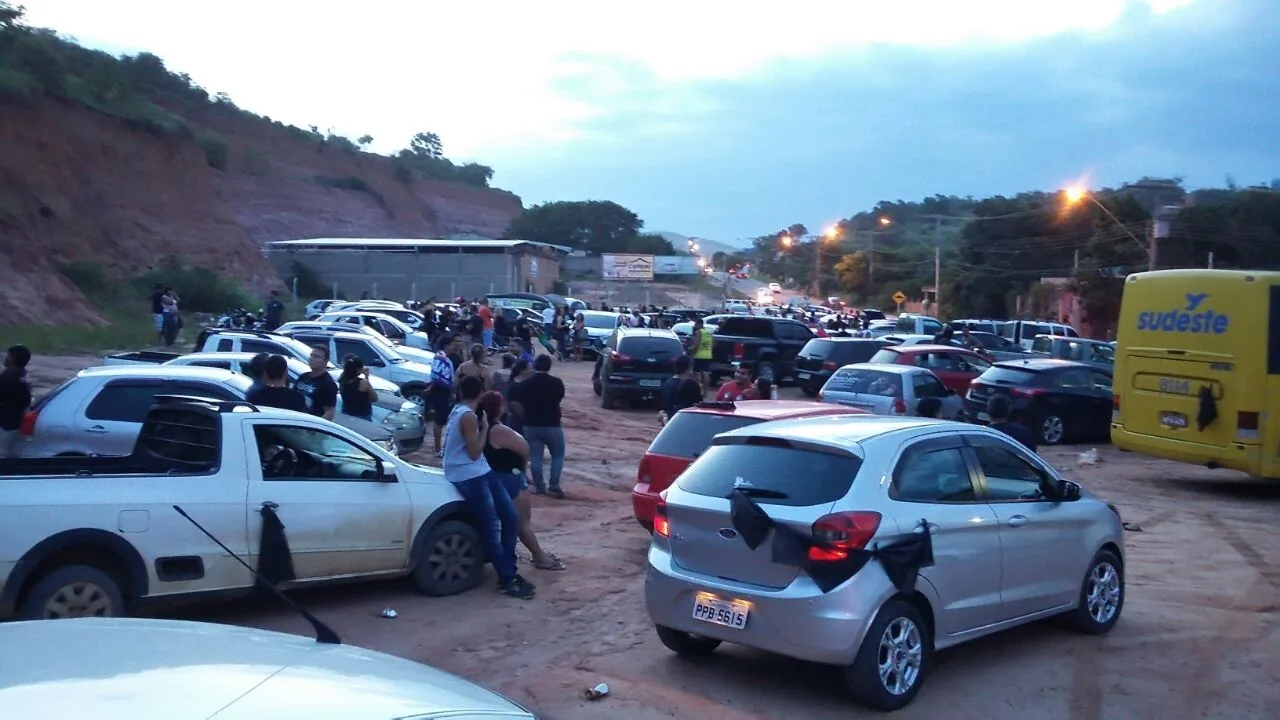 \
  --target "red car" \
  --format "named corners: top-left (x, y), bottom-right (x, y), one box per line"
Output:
top-left (868, 343), bottom-right (993, 395)
top-left (632, 400), bottom-right (866, 530)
